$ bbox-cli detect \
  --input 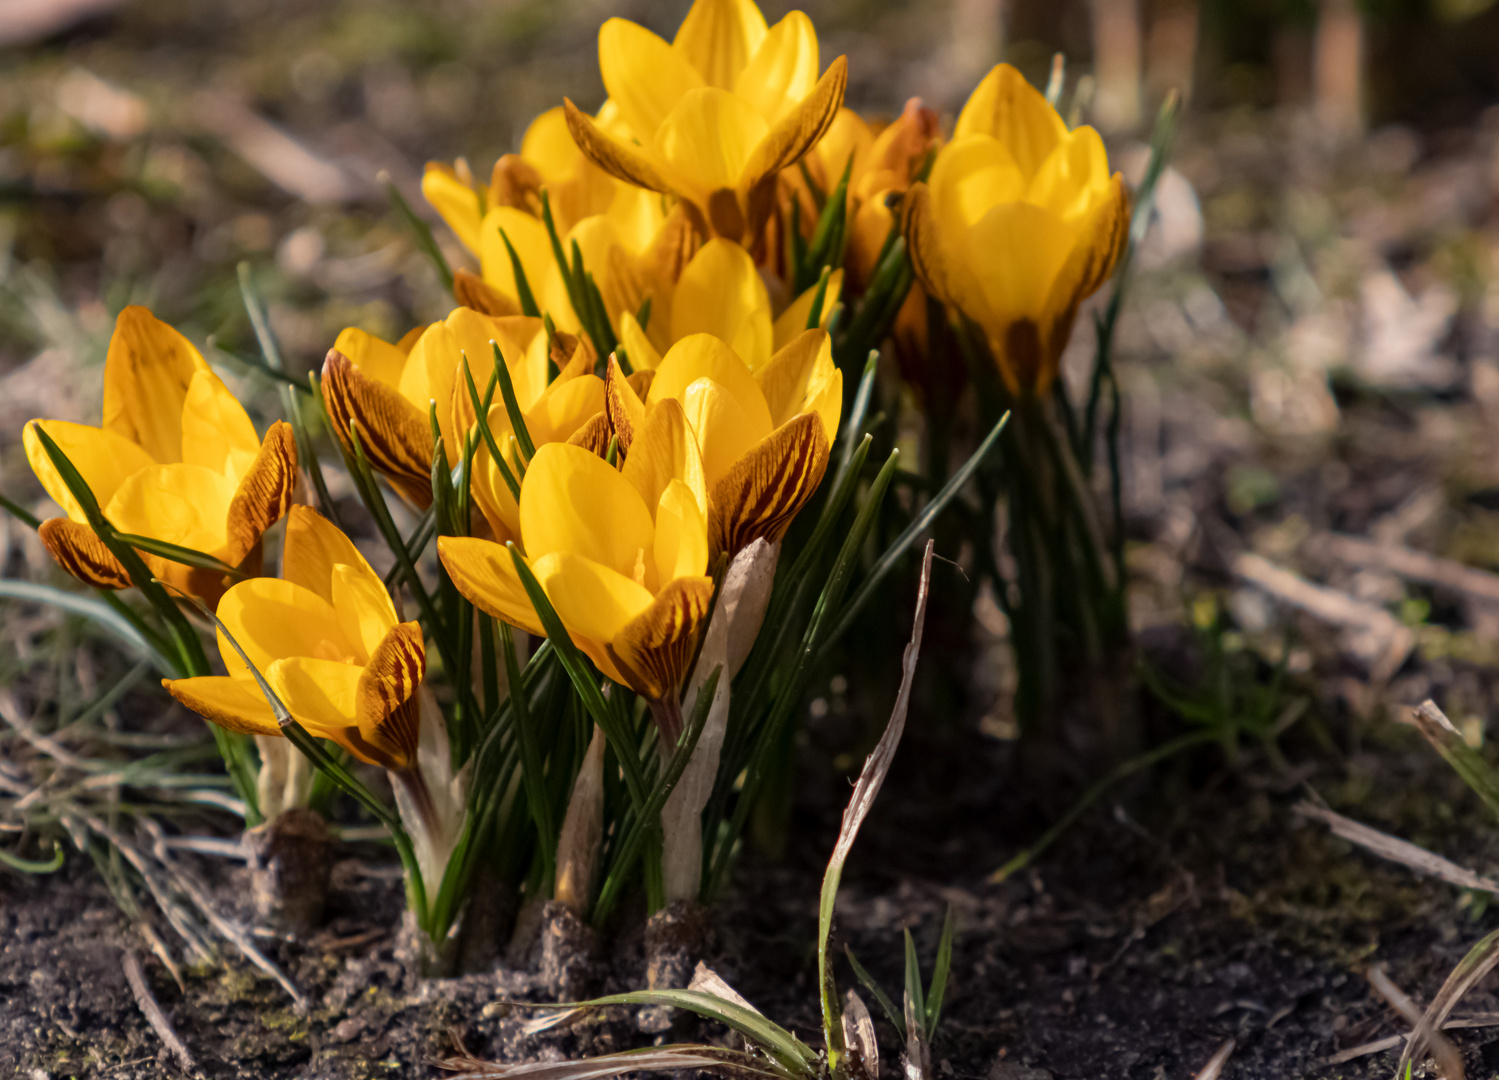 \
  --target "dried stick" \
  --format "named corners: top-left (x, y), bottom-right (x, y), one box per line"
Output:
top-left (122, 949), bottom-right (197, 1073)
